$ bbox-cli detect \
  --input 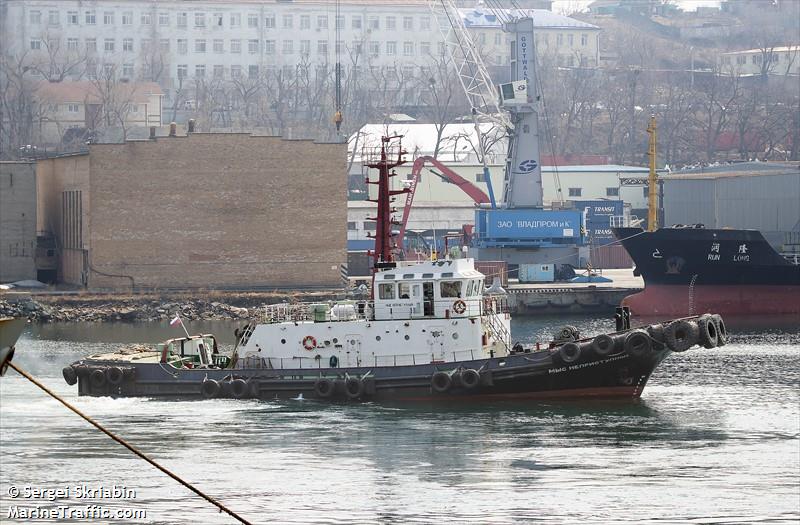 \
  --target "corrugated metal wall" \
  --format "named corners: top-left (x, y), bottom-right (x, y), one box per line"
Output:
top-left (663, 173), bottom-right (800, 236)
